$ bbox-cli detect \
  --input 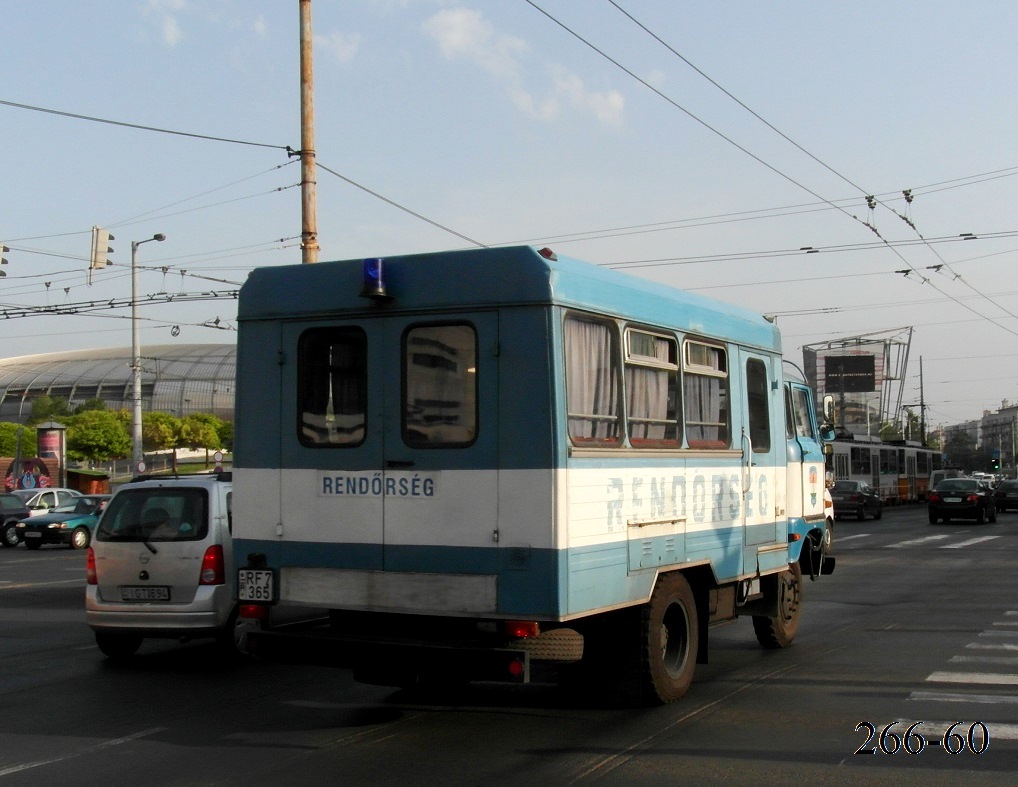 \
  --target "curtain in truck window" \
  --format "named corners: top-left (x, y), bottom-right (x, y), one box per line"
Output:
top-left (565, 316), bottom-right (622, 445)
top-left (403, 324), bottom-right (477, 447)
top-left (625, 329), bottom-right (679, 446)
top-left (298, 328), bottom-right (367, 446)
top-left (683, 341), bottom-right (729, 449)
